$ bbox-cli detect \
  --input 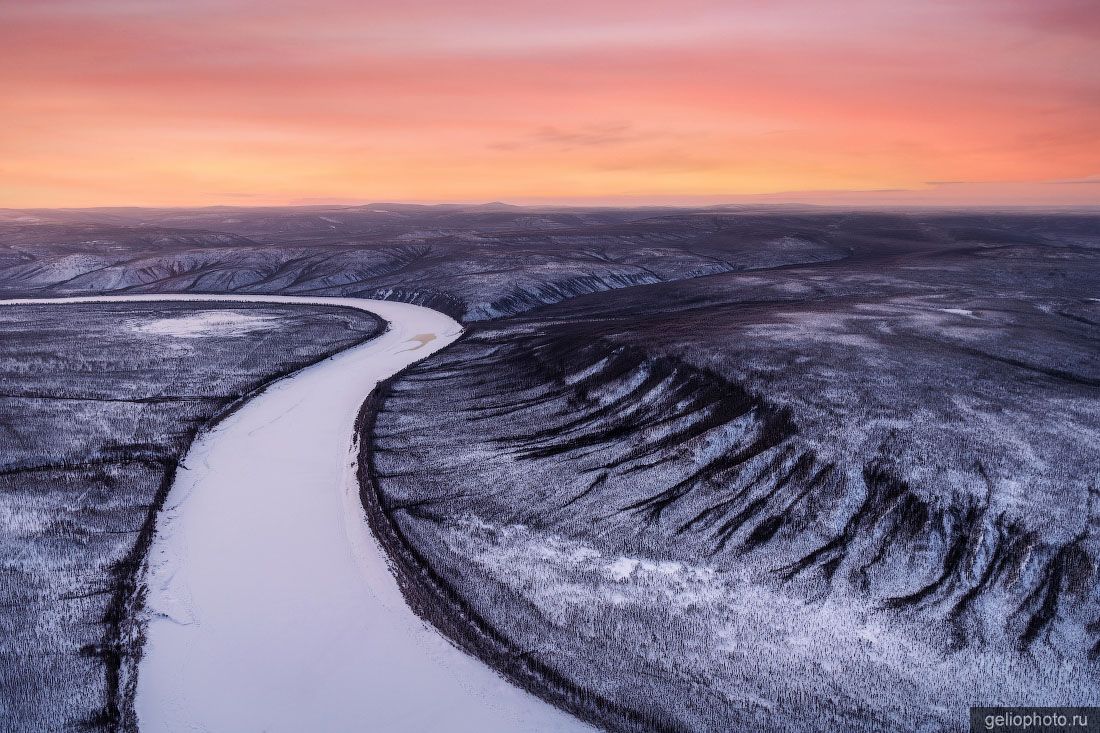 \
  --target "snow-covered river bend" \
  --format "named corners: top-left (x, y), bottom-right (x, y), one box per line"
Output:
top-left (4, 295), bottom-right (591, 732)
